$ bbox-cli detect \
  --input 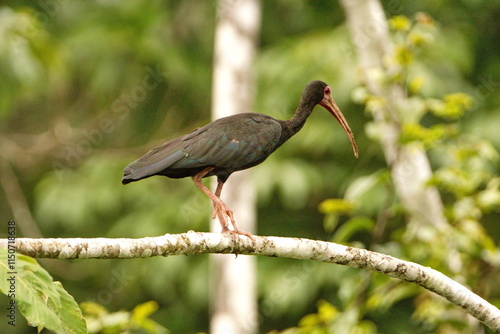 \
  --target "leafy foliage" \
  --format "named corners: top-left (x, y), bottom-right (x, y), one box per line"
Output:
top-left (0, 1), bottom-right (499, 333)
top-left (0, 249), bottom-right (86, 333)
top-left (81, 300), bottom-right (169, 334)
top-left (302, 12), bottom-right (500, 334)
